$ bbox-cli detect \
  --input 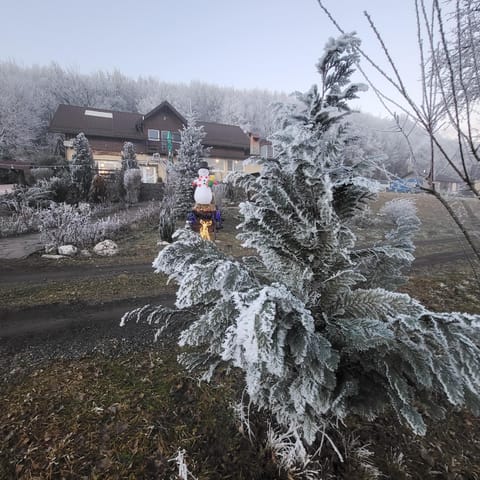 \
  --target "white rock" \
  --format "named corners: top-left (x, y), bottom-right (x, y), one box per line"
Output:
top-left (93, 239), bottom-right (119, 256)
top-left (80, 249), bottom-right (92, 257)
top-left (41, 254), bottom-right (66, 260)
top-left (58, 245), bottom-right (78, 256)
